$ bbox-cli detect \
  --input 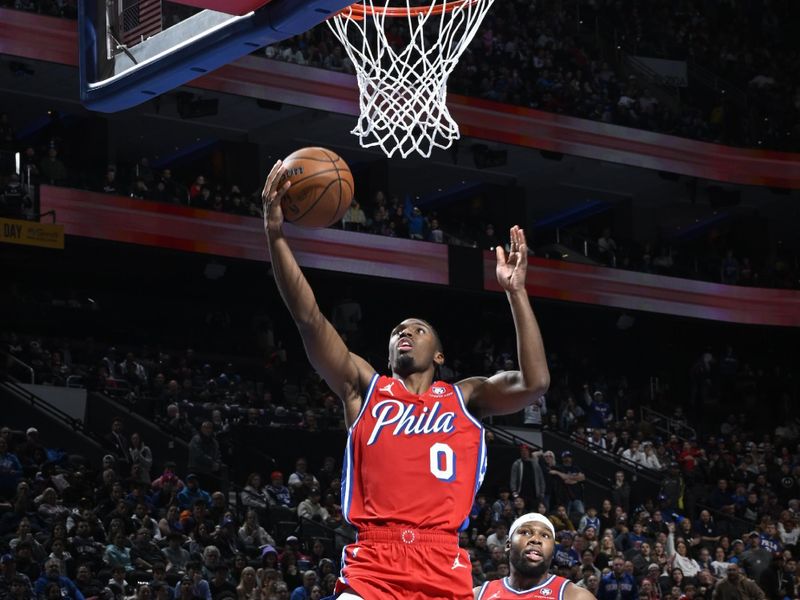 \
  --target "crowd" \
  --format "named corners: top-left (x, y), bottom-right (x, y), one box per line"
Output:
top-left (2, 333), bottom-right (800, 599)
top-left (3, 130), bottom-right (797, 290)
top-left (5, 0), bottom-right (800, 151)
top-left (605, 0), bottom-right (800, 151)
top-left (259, 0), bottom-right (800, 152)
top-left (2, 247), bottom-right (800, 600)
